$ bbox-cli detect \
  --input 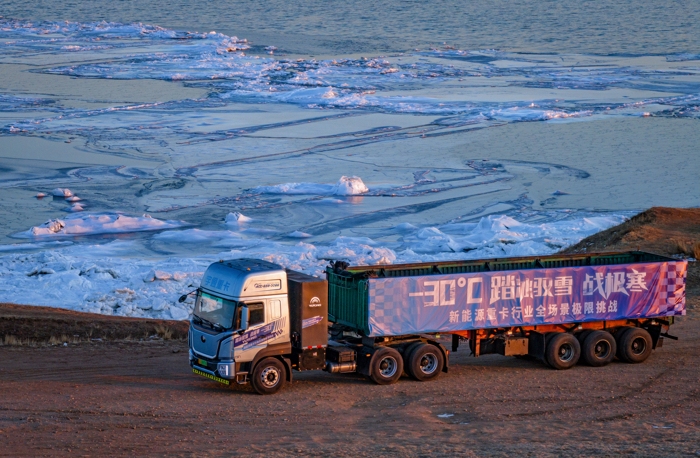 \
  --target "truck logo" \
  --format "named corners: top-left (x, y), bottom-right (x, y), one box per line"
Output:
top-left (309, 297), bottom-right (322, 307)
top-left (201, 336), bottom-right (206, 343)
